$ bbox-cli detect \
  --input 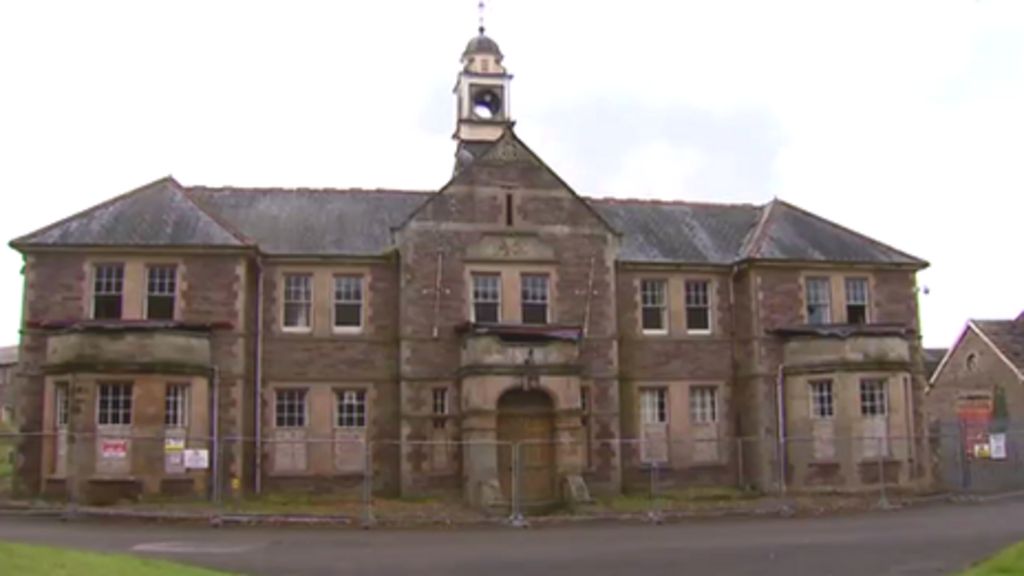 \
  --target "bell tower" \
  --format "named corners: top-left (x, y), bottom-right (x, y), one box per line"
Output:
top-left (454, 13), bottom-right (513, 143)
